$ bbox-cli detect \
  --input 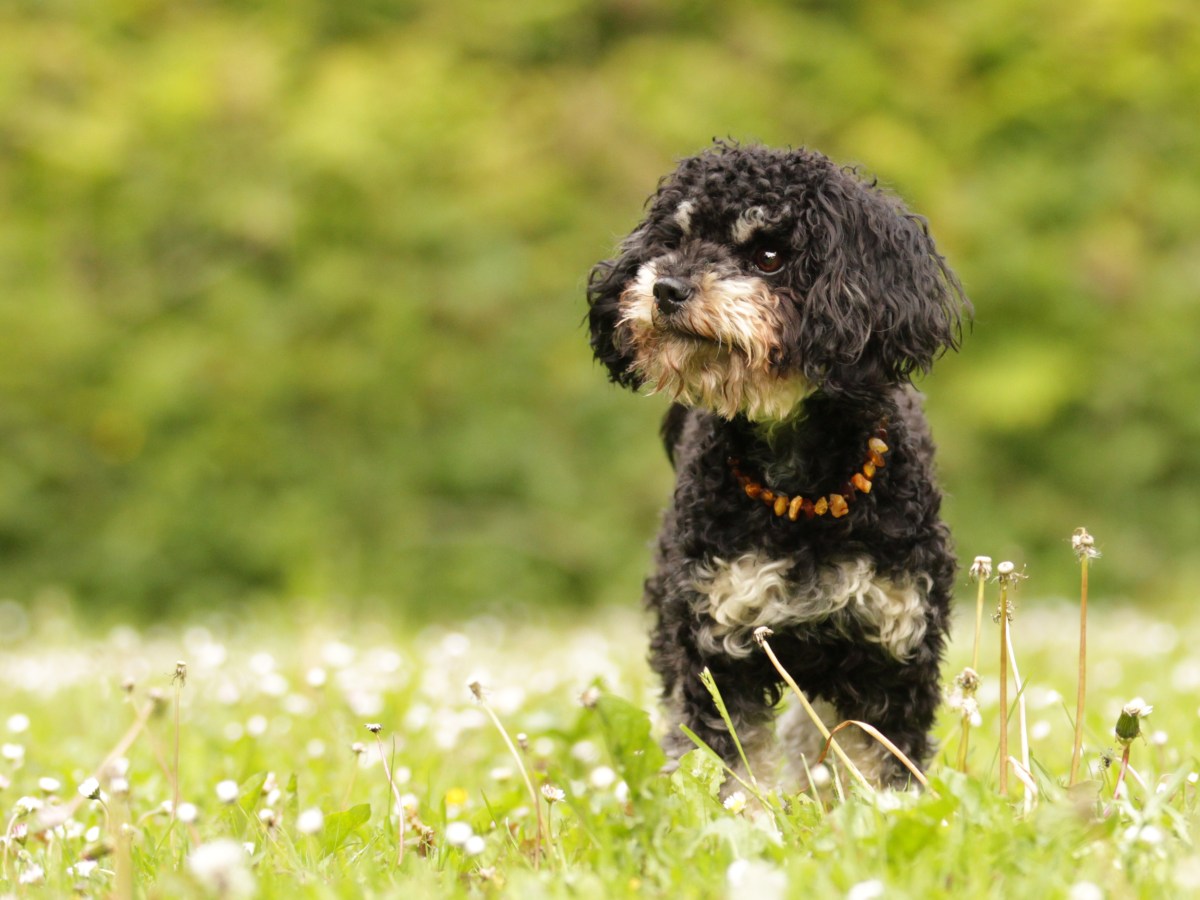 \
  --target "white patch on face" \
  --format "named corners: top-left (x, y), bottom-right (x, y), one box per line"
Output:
top-left (674, 199), bottom-right (696, 235)
top-left (615, 261), bottom-right (813, 421)
top-left (732, 206), bottom-right (769, 245)
top-left (691, 553), bottom-right (930, 661)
